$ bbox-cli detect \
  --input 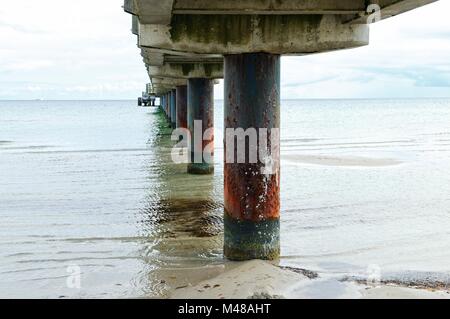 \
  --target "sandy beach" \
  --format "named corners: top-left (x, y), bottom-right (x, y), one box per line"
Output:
top-left (167, 260), bottom-right (450, 299)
